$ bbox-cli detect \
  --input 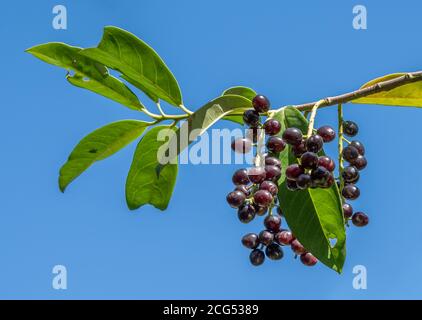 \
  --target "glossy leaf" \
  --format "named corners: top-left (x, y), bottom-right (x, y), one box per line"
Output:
top-left (353, 73), bottom-right (422, 107)
top-left (156, 95), bottom-right (251, 174)
top-left (81, 26), bottom-right (183, 107)
top-left (26, 42), bottom-right (143, 111)
top-left (126, 126), bottom-right (178, 210)
top-left (222, 86), bottom-right (257, 100)
top-left (274, 107), bottom-right (346, 273)
top-left (59, 120), bottom-right (149, 192)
